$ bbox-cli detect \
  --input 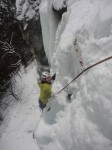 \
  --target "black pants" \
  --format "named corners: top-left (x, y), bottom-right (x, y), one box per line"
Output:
top-left (39, 99), bottom-right (46, 110)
